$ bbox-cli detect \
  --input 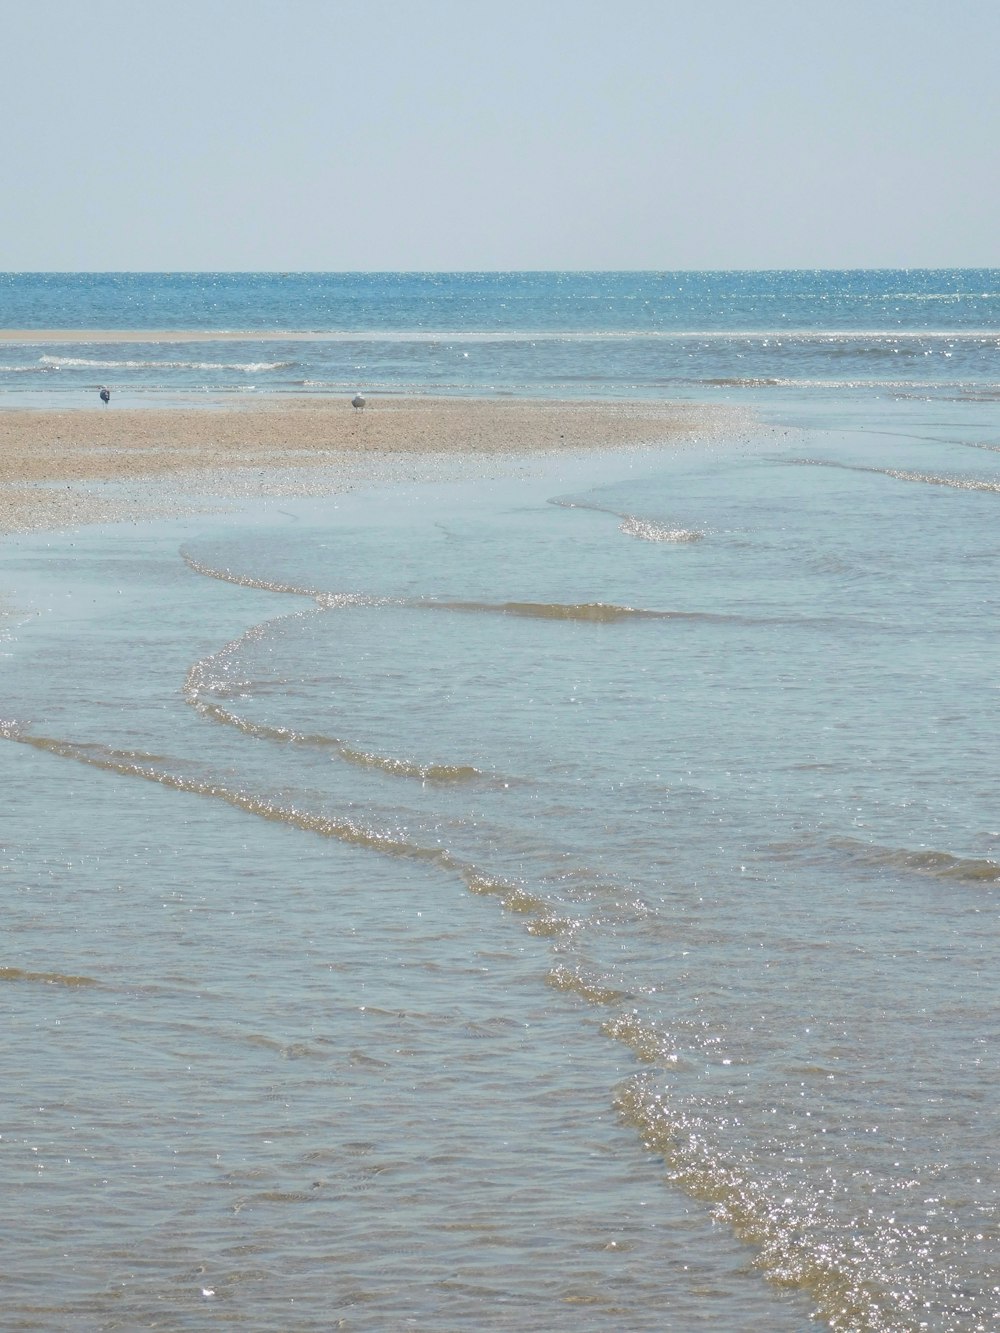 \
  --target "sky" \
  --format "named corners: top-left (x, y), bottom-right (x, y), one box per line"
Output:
top-left (4, 0), bottom-right (999, 271)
